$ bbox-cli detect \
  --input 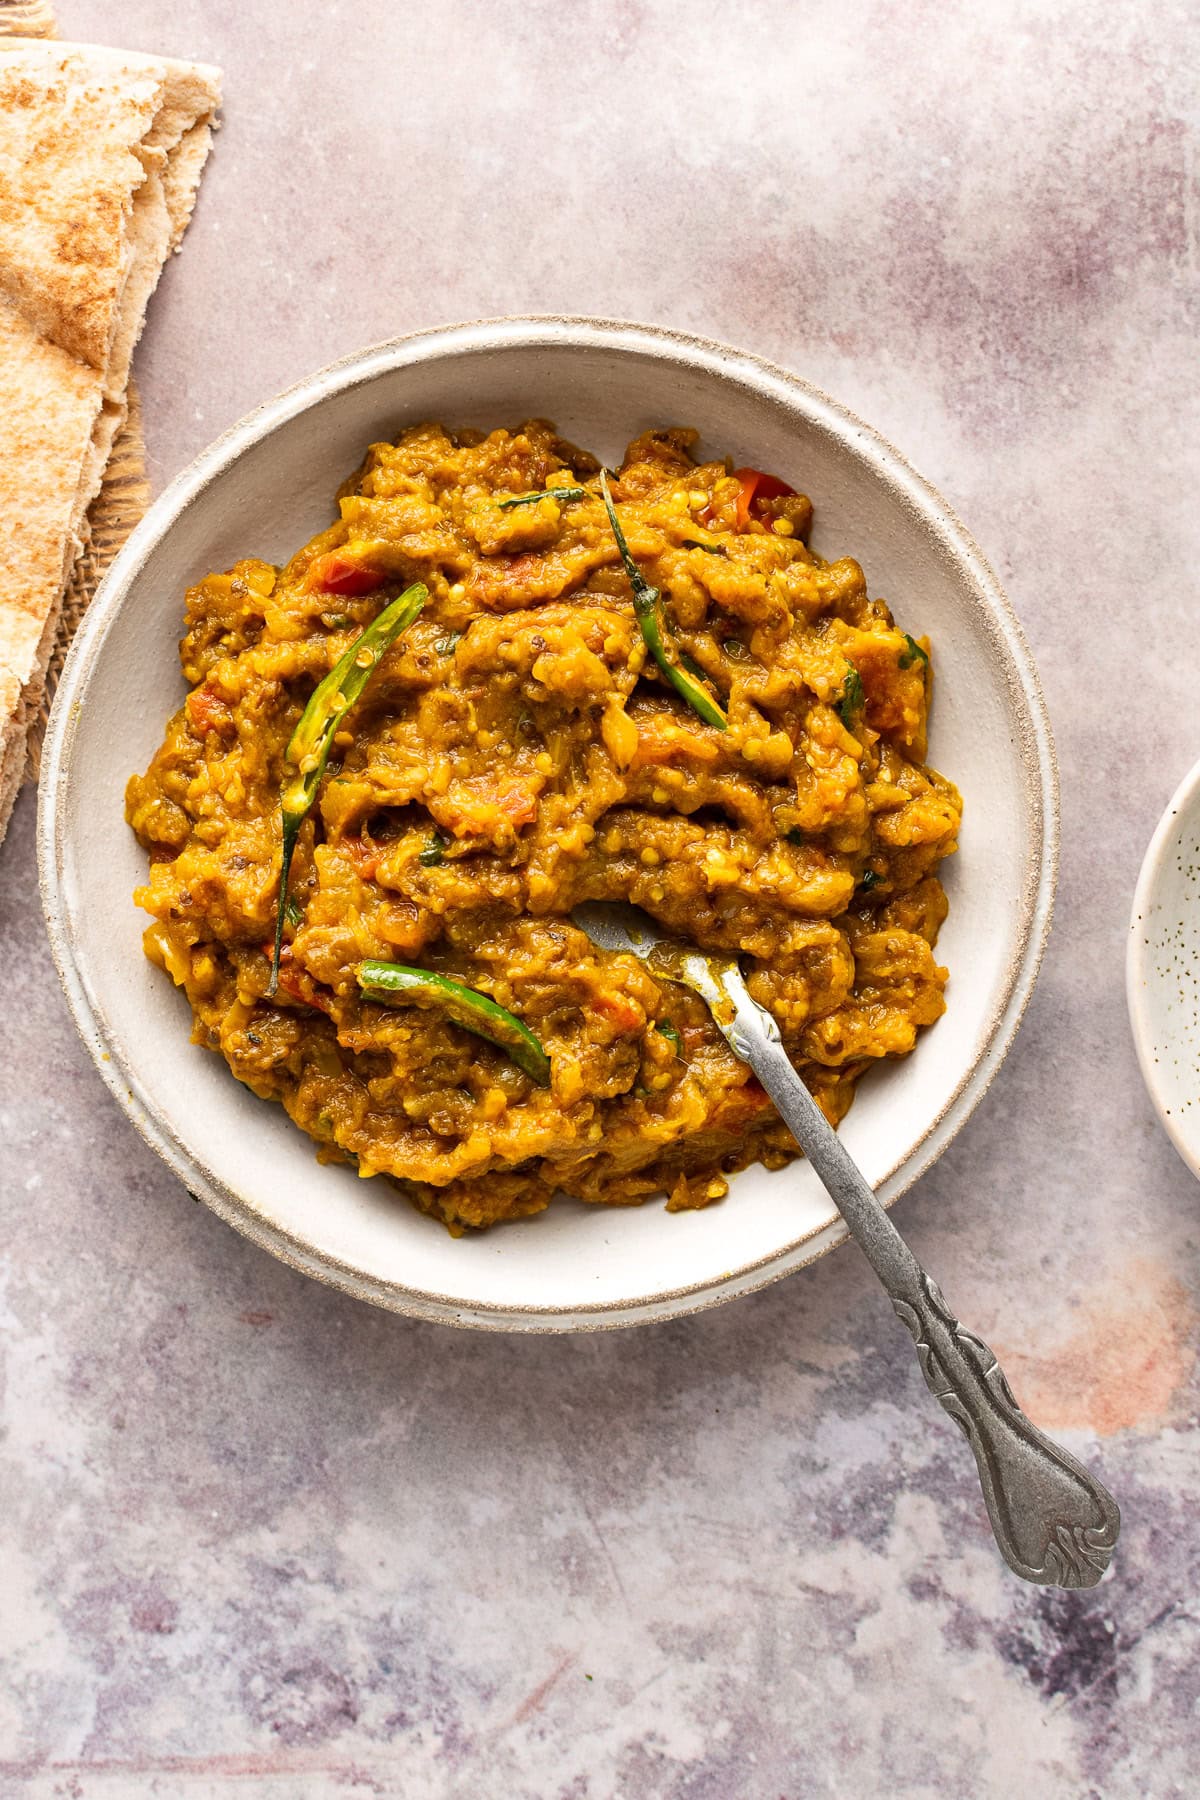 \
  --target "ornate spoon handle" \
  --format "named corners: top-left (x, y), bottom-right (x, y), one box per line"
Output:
top-left (717, 966), bottom-right (1120, 1588)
